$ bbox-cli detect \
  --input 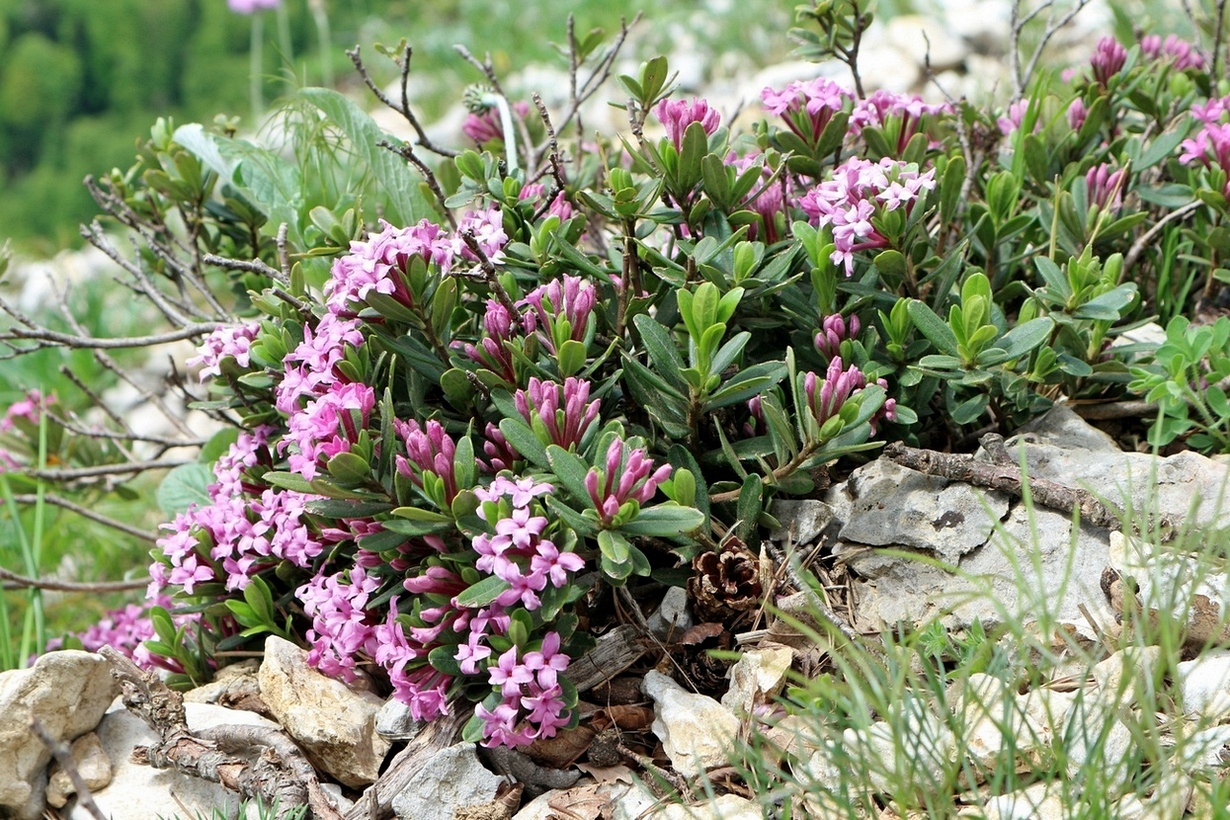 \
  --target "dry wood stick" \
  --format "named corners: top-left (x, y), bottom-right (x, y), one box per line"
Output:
top-left (883, 440), bottom-right (1122, 529)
